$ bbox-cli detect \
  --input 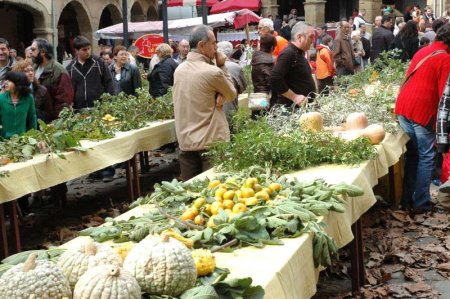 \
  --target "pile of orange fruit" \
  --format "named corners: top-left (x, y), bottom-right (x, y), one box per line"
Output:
top-left (180, 177), bottom-right (284, 228)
